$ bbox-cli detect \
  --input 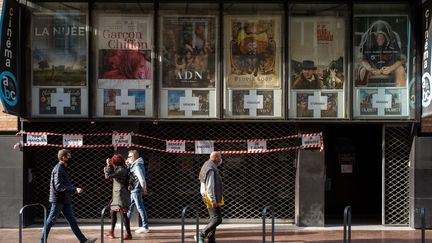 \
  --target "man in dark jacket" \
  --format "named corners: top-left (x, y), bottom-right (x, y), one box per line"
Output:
top-left (40, 149), bottom-right (97, 243)
top-left (195, 152), bottom-right (224, 243)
